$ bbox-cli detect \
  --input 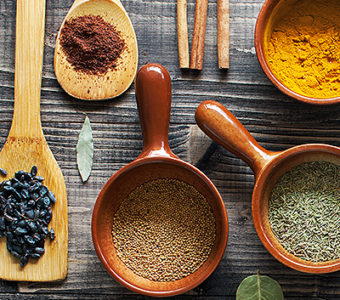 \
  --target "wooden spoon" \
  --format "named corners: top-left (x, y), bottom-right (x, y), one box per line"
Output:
top-left (54, 0), bottom-right (138, 100)
top-left (0, 0), bottom-right (68, 281)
